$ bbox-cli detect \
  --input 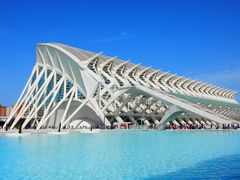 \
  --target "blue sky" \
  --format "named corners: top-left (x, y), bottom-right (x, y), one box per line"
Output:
top-left (0, 0), bottom-right (240, 106)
